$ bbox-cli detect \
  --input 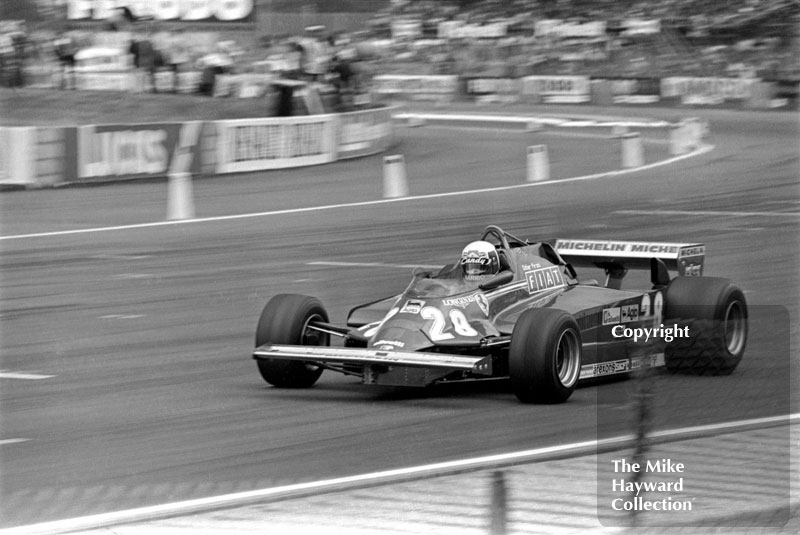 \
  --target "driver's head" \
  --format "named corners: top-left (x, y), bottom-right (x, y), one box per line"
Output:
top-left (461, 240), bottom-right (500, 281)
